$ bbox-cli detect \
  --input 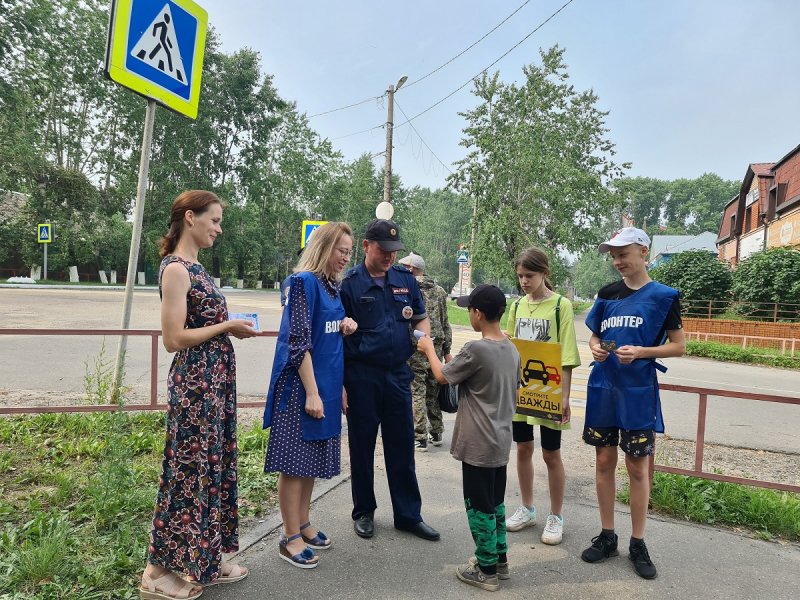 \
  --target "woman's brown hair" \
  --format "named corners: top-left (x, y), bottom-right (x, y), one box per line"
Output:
top-left (514, 246), bottom-right (554, 291)
top-left (158, 190), bottom-right (225, 257)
